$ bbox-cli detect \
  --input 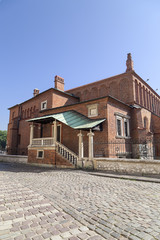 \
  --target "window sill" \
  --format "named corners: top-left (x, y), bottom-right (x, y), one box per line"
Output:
top-left (88, 115), bottom-right (98, 118)
top-left (116, 136), bottom-right (131, 139)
